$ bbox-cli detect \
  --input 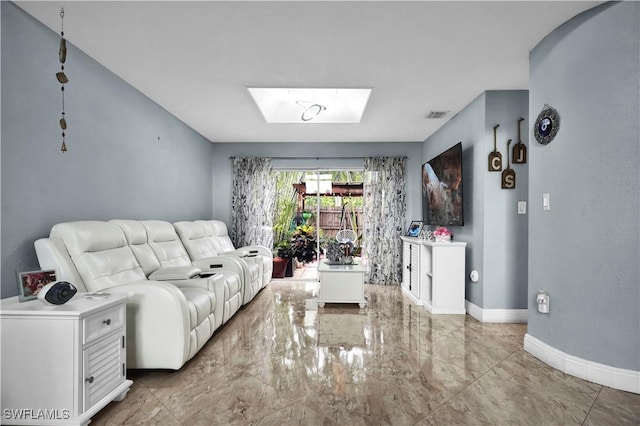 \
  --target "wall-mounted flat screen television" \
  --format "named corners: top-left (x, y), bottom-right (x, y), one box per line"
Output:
top-left (422, 142), bottom-right (464, 226)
